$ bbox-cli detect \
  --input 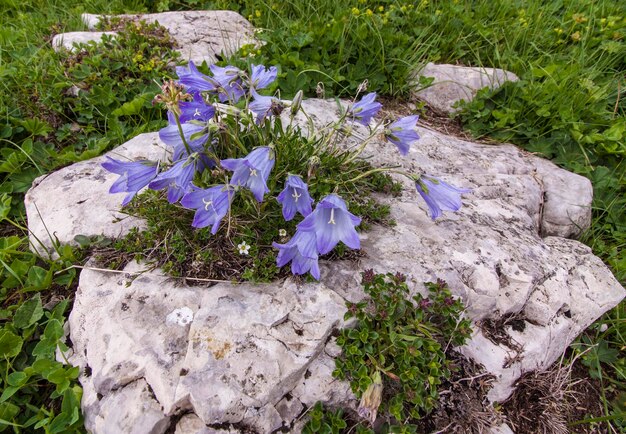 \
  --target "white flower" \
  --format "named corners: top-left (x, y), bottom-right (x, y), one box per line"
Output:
top-left (278, 229), bottom-right (287, 237)
top-left (237, 241), bottom-right (250, 255)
